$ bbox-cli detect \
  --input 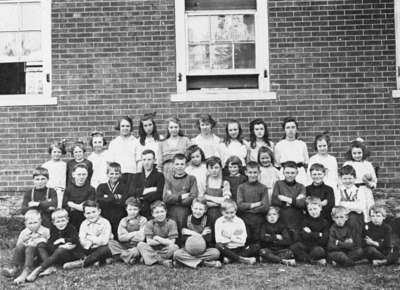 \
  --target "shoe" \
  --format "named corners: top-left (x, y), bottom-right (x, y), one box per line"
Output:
top-left (2, 266), bottom-right (19, 278)
top-left (223, 257), bottom-right (231, 264)
top-left (315, 259), bottom-right (327, 266)
top-left (281, 259), bottom-right (296, 267)
top-left (203, 260), bottom-right (222, 268)
top-left (241, 257), bottom-right (256, 265)
top-left (259, 256), bottom-right (265, 263)
top-left (105, 257), bottom-right (114, 265)
top-left (13, 268), bottom-right (29, 285)
top-left (161, 259), bottom-right (173, 268)
top-left (63, 259), bottom-right (84, 270)
top-left (26, 266), bottom-right (42, 282)
top-left (39, 266), bottom-right (56, 277)
top-left (331, 261), bottom-right (337, 267)
top-left (372, 259), bottom-right (387, 266)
